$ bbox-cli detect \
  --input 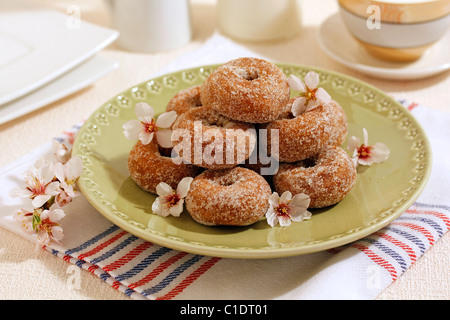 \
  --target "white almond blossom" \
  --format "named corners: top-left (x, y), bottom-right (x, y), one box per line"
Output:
top-left (288, 71), bottom-right (331, 117)
top-left (10, 162), bottom-right (60, 208)
top-left (54, 156), bottom-right (83, 206)
top-left (37, 208), bottom-right (65, 245)
top-left (123, 102), bottom-right (177, 148)
top-left (347, 128), bottom-right (390, 168)
top-left (152, 177), bottom-right (194, 217)
top-left (266, 191), bottom-right (311, 227)
top-left (14, 207), bottom-right (65, 246)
